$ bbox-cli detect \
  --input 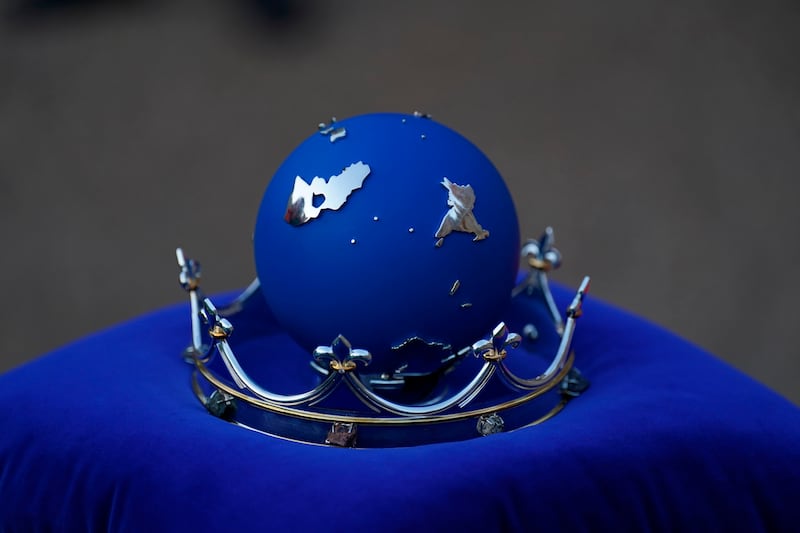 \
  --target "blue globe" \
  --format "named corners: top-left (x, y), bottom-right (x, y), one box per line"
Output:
top-left (254, 113), bottom-right (520, 376)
